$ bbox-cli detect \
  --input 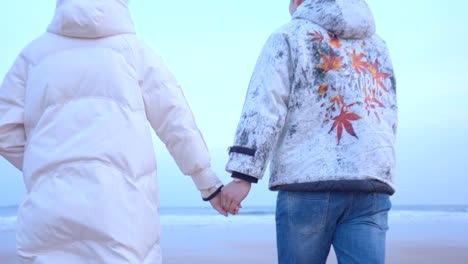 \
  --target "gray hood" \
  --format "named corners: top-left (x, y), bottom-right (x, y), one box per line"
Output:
top-left (48, 0), bottom-right (135, 38)
top-left (293, 0), bottom-right (376, 39)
